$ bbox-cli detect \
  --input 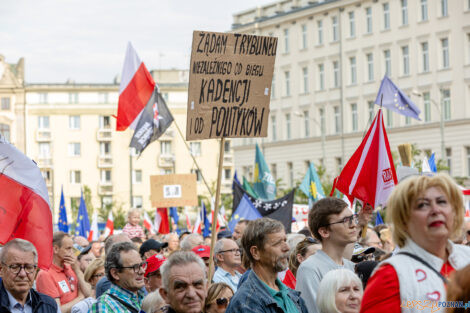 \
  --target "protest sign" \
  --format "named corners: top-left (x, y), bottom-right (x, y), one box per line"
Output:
top-left (150, 174), bottom-right (197, 207)
top-left (186, 30), bottom-right (277, 140)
